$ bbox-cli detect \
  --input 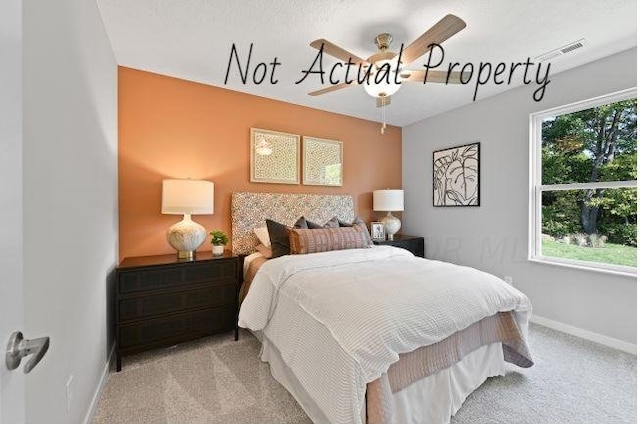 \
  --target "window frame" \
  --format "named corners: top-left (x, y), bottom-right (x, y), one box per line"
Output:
top-left (528, 88), bottom-right (637, 276)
